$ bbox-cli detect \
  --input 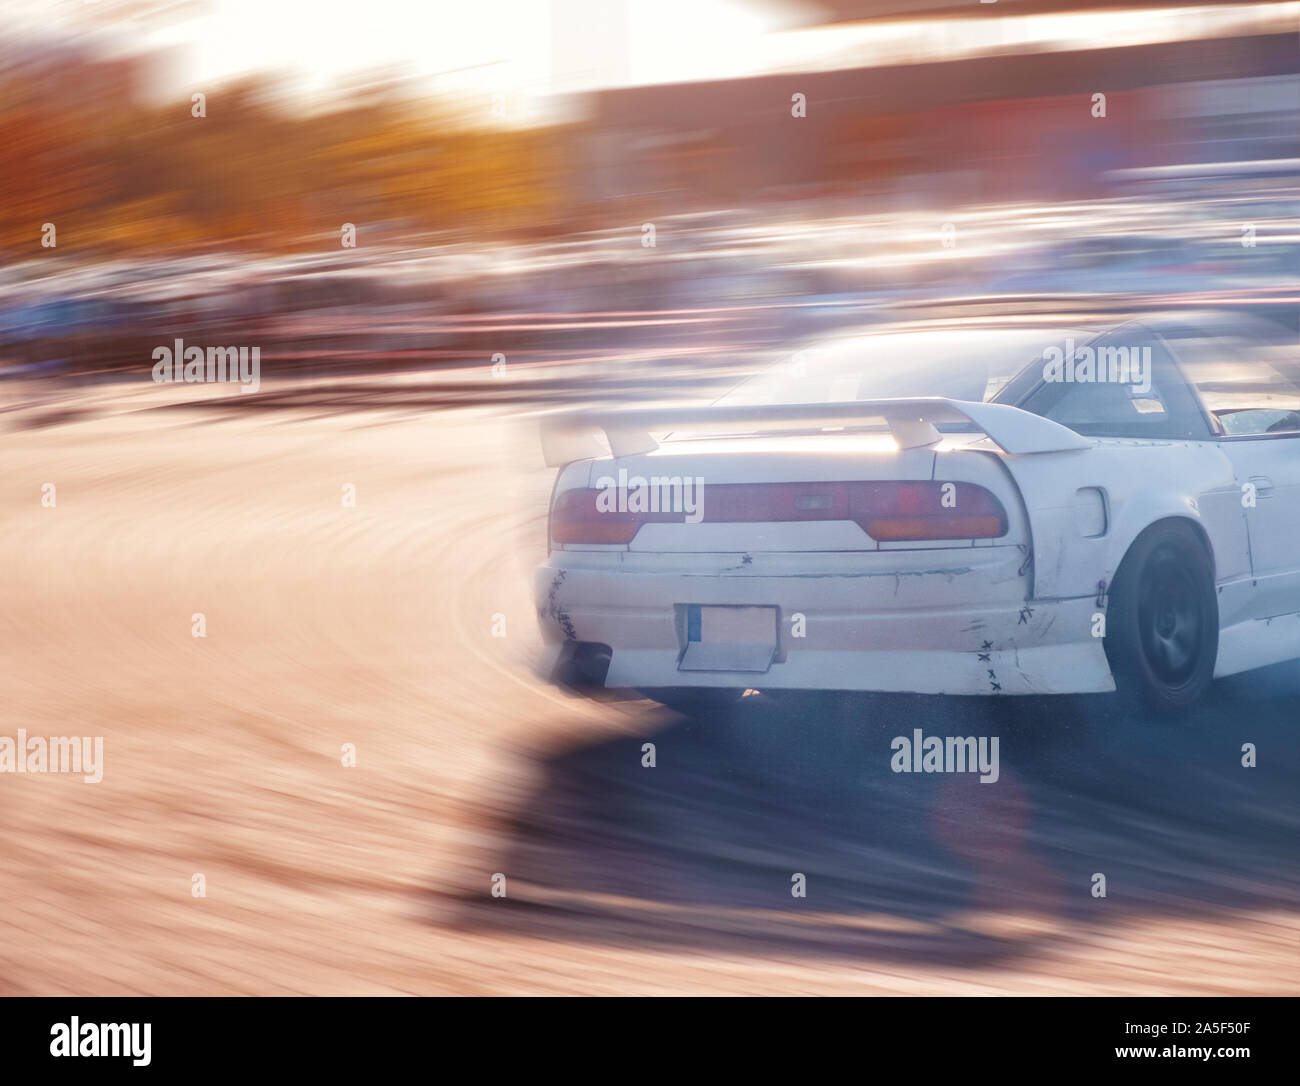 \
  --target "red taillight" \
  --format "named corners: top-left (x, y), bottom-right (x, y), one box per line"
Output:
top-left (852, 481), bottom-right (1008, 541)
top-left (549, 487), bottom-right (677, 545)
top-left (550, 481), bottom-right (1007, 546)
